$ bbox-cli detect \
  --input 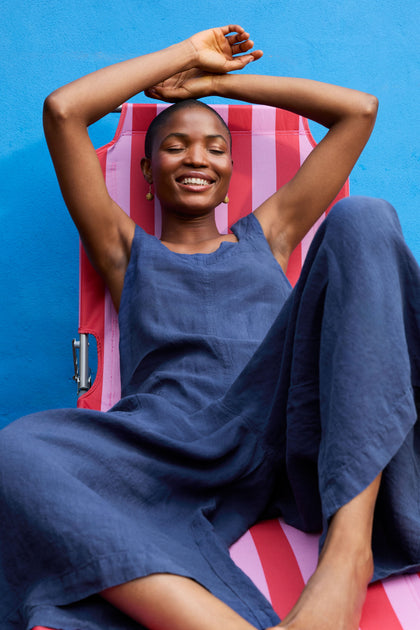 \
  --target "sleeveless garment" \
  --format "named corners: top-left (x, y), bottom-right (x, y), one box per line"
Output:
top-left (1, 199), bottom-right (420, 630)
